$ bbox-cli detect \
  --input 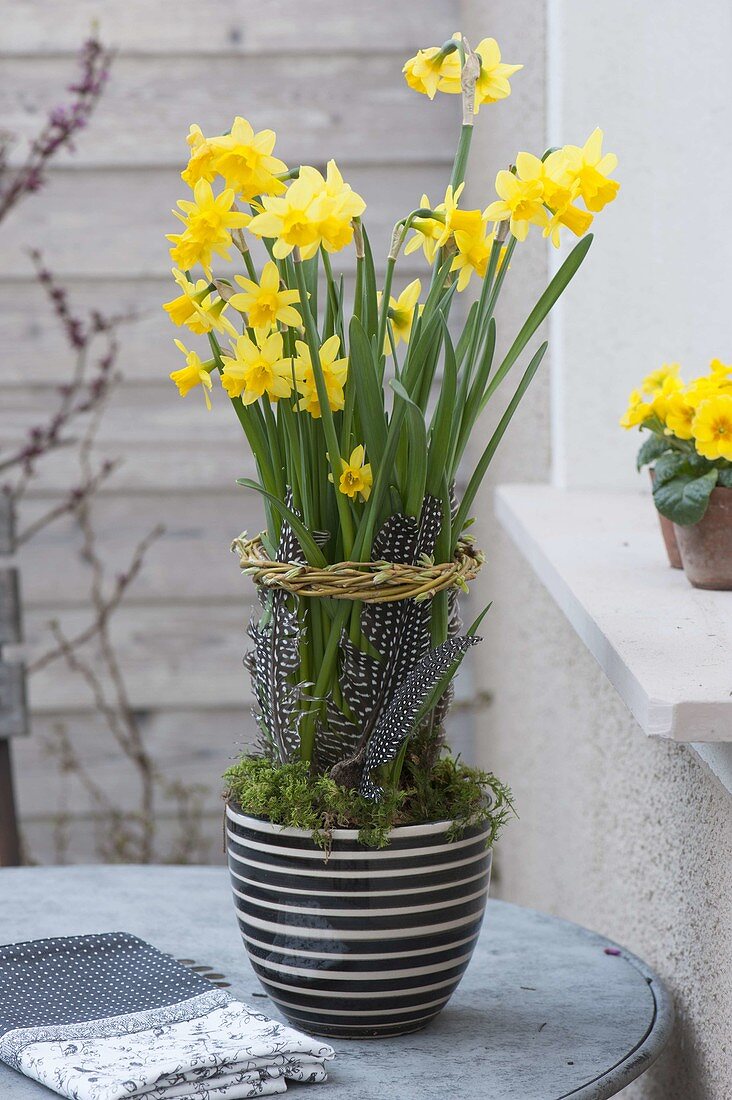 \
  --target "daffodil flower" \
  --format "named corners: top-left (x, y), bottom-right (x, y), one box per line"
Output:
top-left (167, 179), bottom-right (251, 276)
top-left (228, 261), bottom-right (302, 329)
top-left (336, 445), bottom-right (373, 502)
top-left (163, 269), bottom-right (238, 337)
top-left (484, 167), bottom-right (549, 242)
top-left (561, 129), bottom-right (620, 213)
top-left (381, 279), bottom-right (422, 353)
top-left (294, 335), bottom-right (348, 418)
top-left (208, 116), bottom-right (288, 201)
top-left (438, 37), bottom-right (522, 112)
top-left (220, 330), bottom-right (292, 405)
top-left (403, 45), bottom-right (461, 99)
top-left (170, 340), bottom-right (216, 409)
